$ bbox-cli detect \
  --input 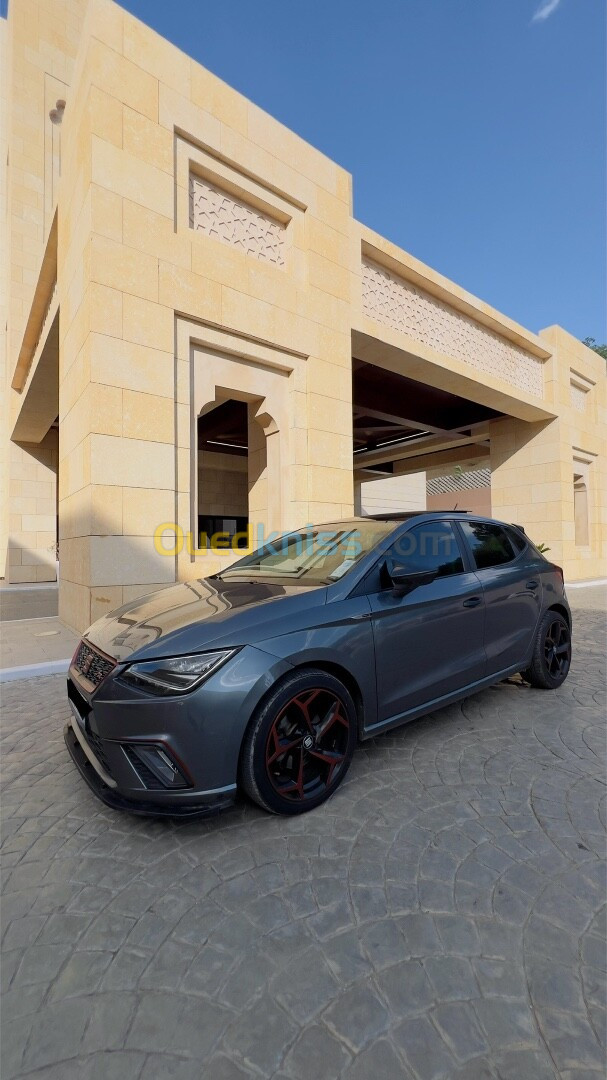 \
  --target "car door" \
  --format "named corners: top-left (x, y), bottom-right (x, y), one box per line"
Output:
top-left (367, 519), bottom-right (487, 727)
top-left (456, 520), bottom-right (543, 675)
